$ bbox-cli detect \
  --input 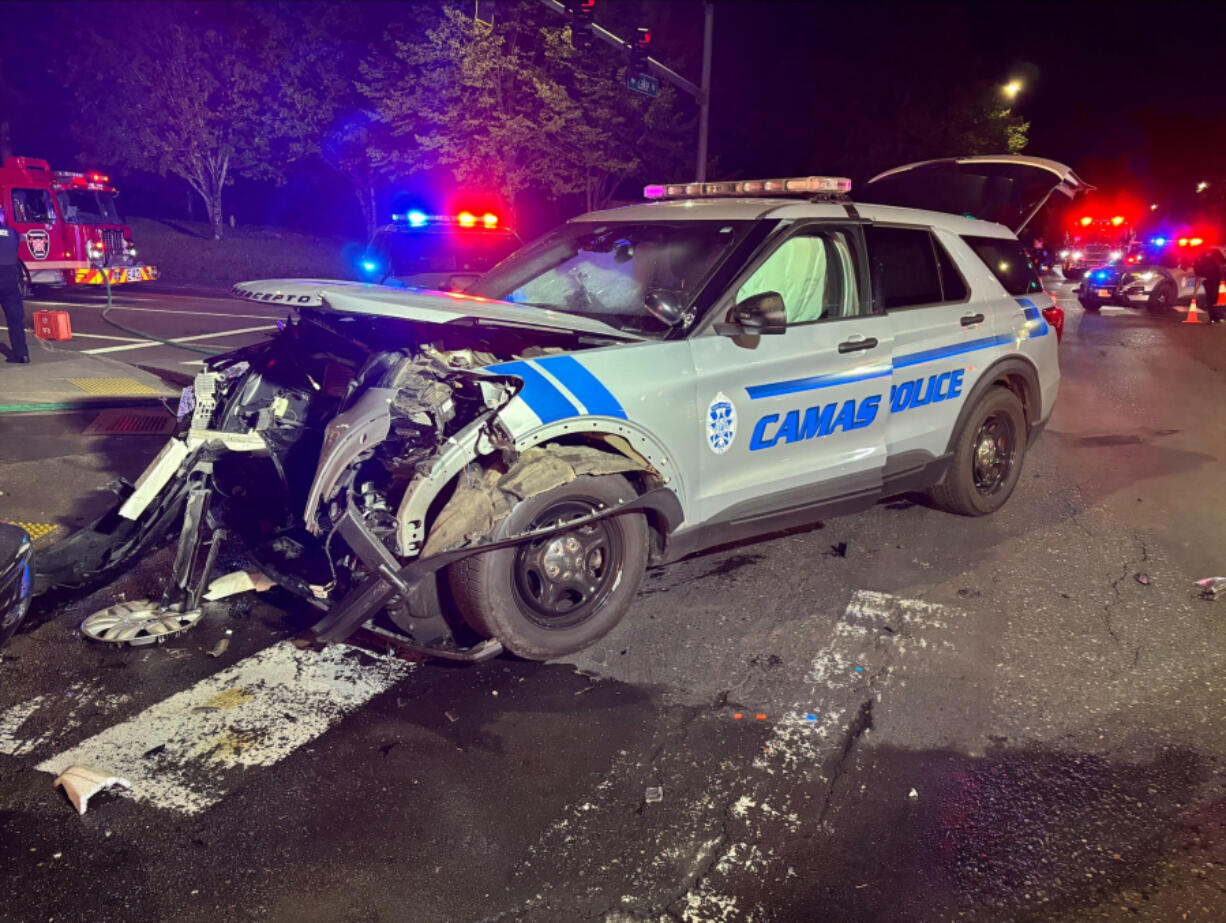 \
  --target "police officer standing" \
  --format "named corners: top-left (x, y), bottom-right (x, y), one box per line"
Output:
top-left (0, 205), bottom-right (31, 363)
top-left (1193, 246), bottom-right (1225, 324)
